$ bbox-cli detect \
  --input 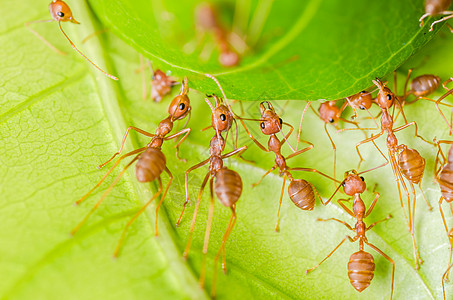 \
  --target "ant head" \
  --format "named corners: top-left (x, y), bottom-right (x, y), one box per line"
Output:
top-left (205, 95), bottom-right (233, 132)
top-left (319, 101), bottom-right (340, 124)
top-left (153, 70), bottom-right (166, 81)
top-left (373, 78), bottom-right (394, 109)
top-left (49, 0), bottom-right (80, 24)
top-left (259, 101), bottom-right (282, 135)
top-left (342, 171), bottom-right (366, 196)
top-left (168, 77), bottom-right (190, 120)
top-left (212, 104), bottom-right (233, 132)
top-left (351, 91), bottom-right (373, 110)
